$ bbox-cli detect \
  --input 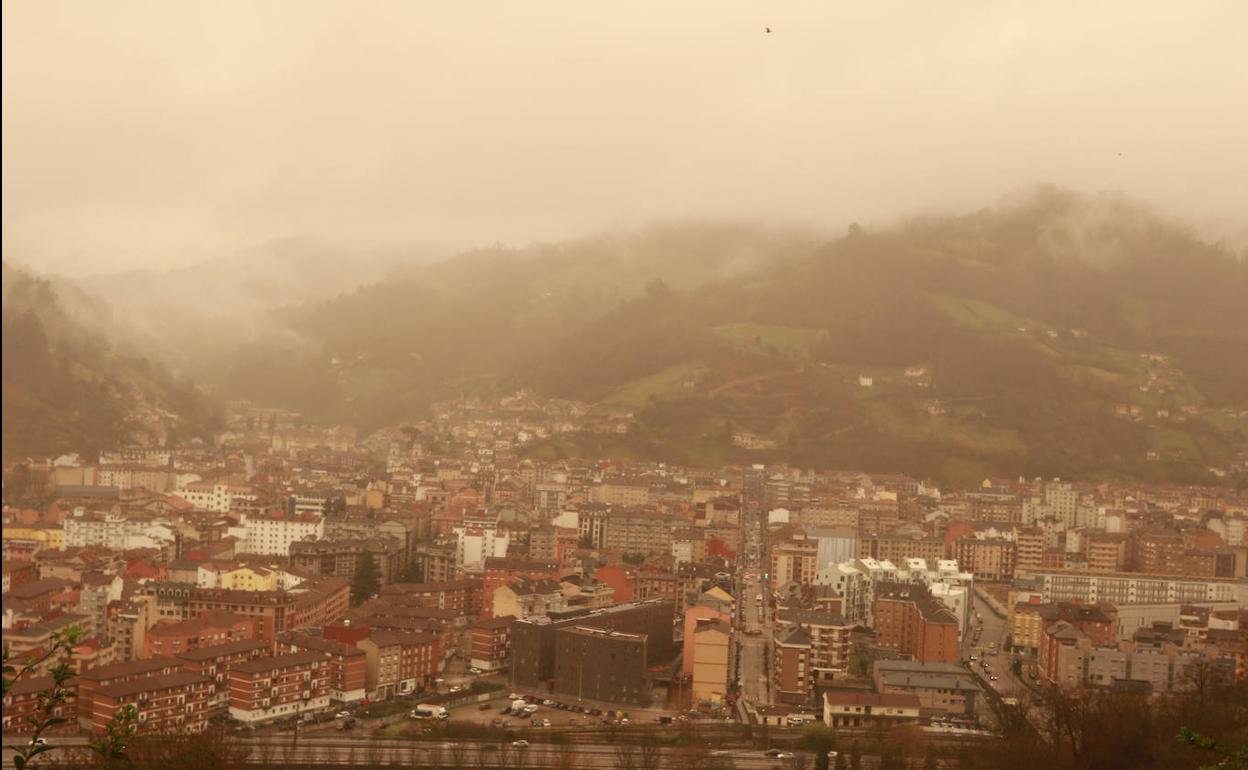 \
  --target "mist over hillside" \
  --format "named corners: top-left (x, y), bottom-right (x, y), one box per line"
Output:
top-left (28, 238), bottom-right (448, 382)
top-left (1, 264), bottom-right (221, 458)
top-left (8, 187), bottom-right (1247, 484)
